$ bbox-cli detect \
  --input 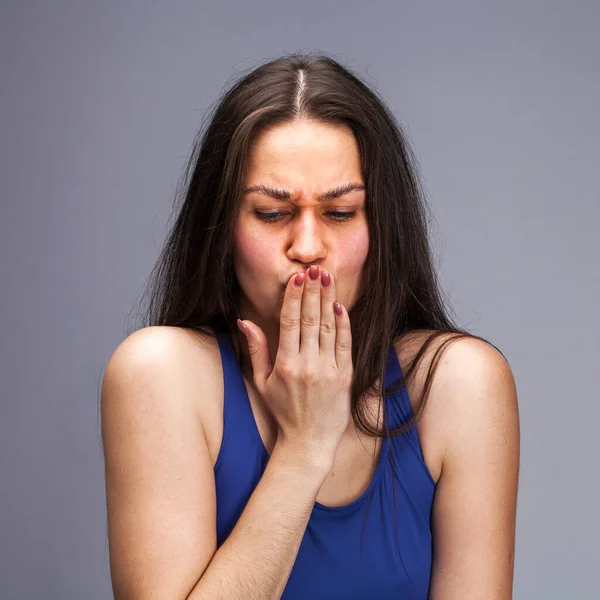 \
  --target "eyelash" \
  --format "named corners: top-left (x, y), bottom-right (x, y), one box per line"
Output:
top-left (254, 211), bottom-right (357, 223)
